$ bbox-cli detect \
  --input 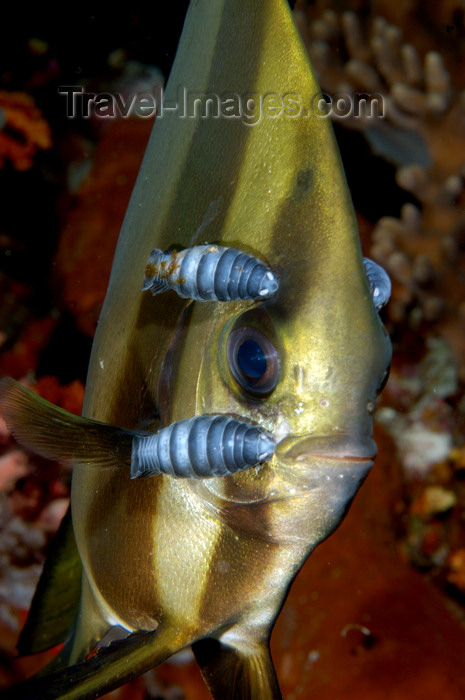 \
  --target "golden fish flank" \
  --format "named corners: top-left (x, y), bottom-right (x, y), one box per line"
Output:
top-left (0, 0), bottom-right (392, 699)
